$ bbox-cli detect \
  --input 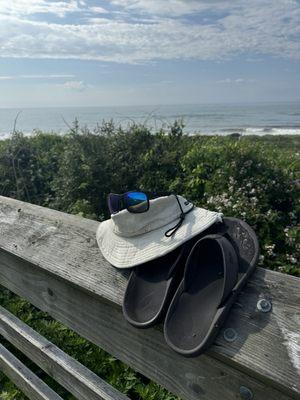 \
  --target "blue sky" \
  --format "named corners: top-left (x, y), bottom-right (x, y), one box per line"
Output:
top-left (0, 0), bottom-right (299, 108)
